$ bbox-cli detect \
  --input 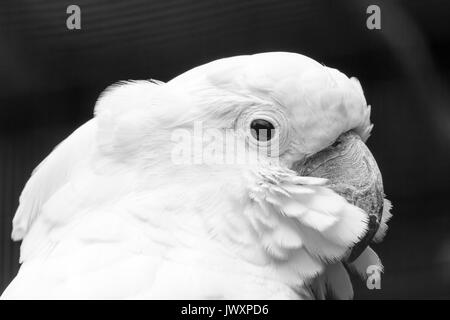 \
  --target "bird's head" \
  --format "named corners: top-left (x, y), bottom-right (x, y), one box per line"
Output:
top-left (94, 52), bottom-right (391, 282)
